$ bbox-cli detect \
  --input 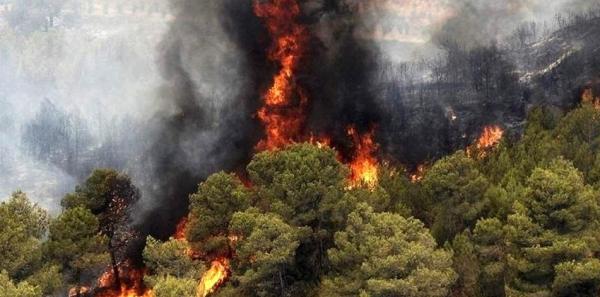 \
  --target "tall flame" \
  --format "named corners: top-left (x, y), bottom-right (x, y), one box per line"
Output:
top-left (347, 126), bottom-right (379, 188)
top-left (196, 259), bottom-right (230, 297)
top-left (254, 0), bottom-right (310, 150)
